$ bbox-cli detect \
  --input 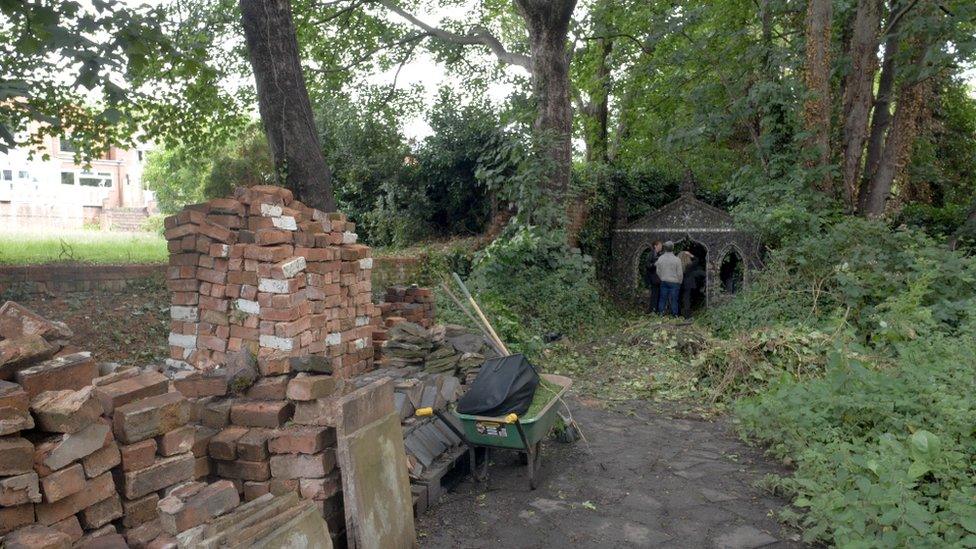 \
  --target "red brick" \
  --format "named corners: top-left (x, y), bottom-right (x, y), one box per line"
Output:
top-left (0, 301), bottom-right (72, 341)
top-left (122, 518), bottom-right (162, 548)
top-left (236, 428), bottom-right (272, 461)
top-left (3, 524), bottom-right (72, 548)
top-left (208, 425), bottom-right (248, 460)
top-left (299, 472), bottom-right (341, 500)
top-left (268, 426), bottom-right (335, 454)
top-left (214, 459), bottom-right (271, 481)
top-left (243, 244), bottom-right (293, 263)
top-left (93, 371), bottom-right (168, 414)
top-left (40, 463), bottom-right (85, 503)
top-left (191, 425), bottom-right (218, 457)
top-left (194, 455), bottom-right (210, 479)
top-left (50, 515), bottom-right (84, 543)
top-left (244, 376), bottom-right (288, 400)
top-left (29, 387), bottom-right (102, 434)
top-left (158, 480), bottom-right (239, 535)
top-left (0, 471), bottom-right (40, 506)
top-left (0, 435), bottom-right (34, 475)
top-left (254, 229), bottom-right (292, 246)
top-left (173, 373), bottom-right (227, 398)
top-left (0, 504), bottom-right (35, 535)
top-left (269, 450), bottom-right (336, 479)
top-left (230, 400), bottom-right (293, 428)
top-left (156, 425), bottom-right (195, 456)
top-left (197, 220), bottom-right (236, 244)
top-left (14, 352), bottom-right (97, 400)
top-left (121, 454), bottom-right (195, 500)
top-left (78, 493), bottom-right (123, 529)
top-left (82, 440), bottom-right (121, 478)
top-left (286, 375), bottom-right (338, 401)
top-left (76, 531), bottom-right (127, 549)
top-left (34, 471), bottom-right (115, 525)
top-left (242, 481), bottom-right (270, 501)
top-left (122, 494), bottom-right (159, 528)
top-left (113, 392), bottom-right (189, 444)
top-left (120, 439), bottom-right (156, 472)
